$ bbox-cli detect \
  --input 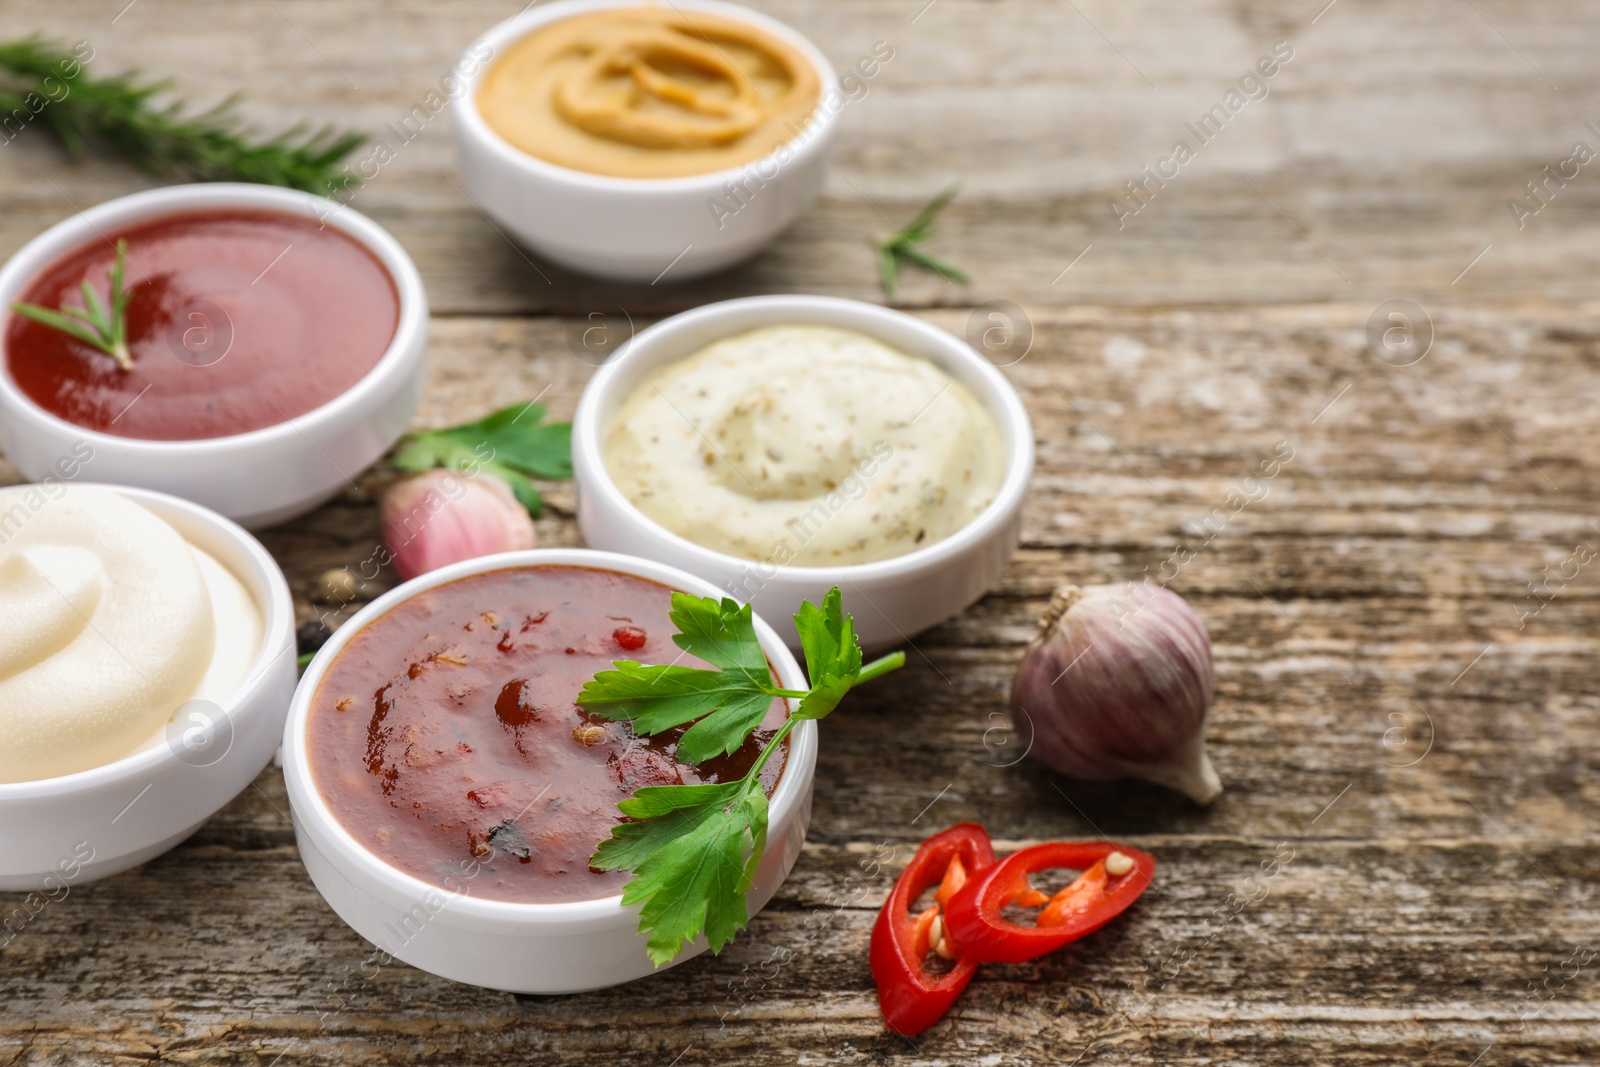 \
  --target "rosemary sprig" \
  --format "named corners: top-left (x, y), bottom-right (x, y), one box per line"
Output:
top-left (11, 239), bottom-right (133, 370)
top-left (0, 38), bottom-right (364, 195)
top-left (876, 184), bottom-right (970, 298)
